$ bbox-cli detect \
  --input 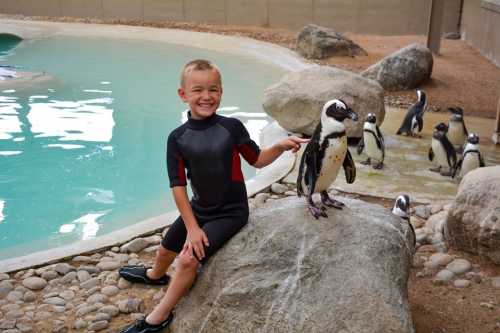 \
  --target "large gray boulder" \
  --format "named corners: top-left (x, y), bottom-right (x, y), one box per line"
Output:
top-left (263, 66), bottom-right (385, 137)
top-left (362, 43), bottom-right (433, 91)
top-left (296, 24), bottom-right (367, 59)
top-left (446, 166), bottom-right (500, 264)
top-left (171, 196), bottom-right (415, 333)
